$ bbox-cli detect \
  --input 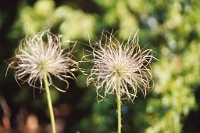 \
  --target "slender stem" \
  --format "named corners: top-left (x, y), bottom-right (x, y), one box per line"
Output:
top-left (116, 77), bottom-right (121, 133)
top-left (43, 74), bottom-right (56, 133)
